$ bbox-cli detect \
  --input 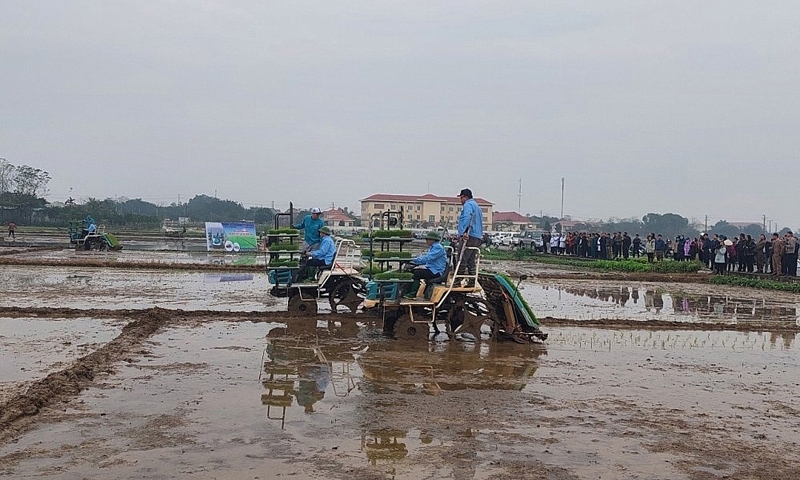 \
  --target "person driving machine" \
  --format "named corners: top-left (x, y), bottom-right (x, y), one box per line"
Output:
top-left (296, 226), bottom-right (335, 282)
top-left (403, 231), bottom-right (447, 299)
